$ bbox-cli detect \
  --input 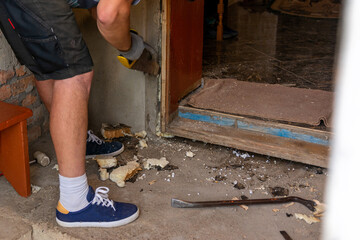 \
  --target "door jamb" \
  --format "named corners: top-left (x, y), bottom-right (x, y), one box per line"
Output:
top-left (160, 0), bottom-right (171, 132)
